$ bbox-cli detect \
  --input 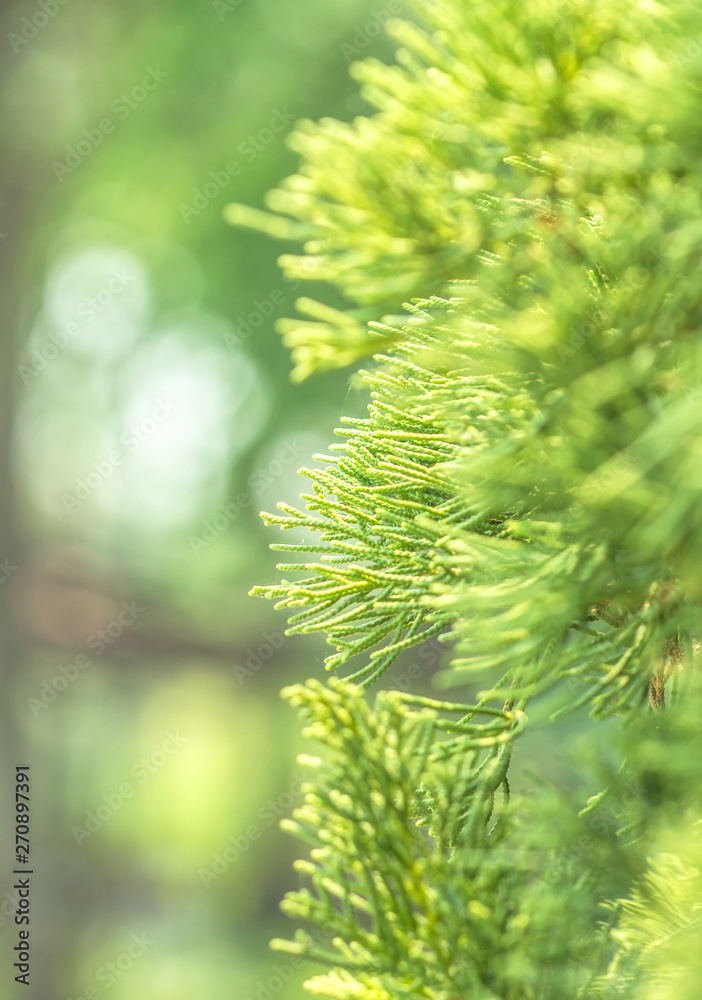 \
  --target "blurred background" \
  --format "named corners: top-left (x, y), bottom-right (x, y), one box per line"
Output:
top-left (0, 1), bottom-right (401, 996)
